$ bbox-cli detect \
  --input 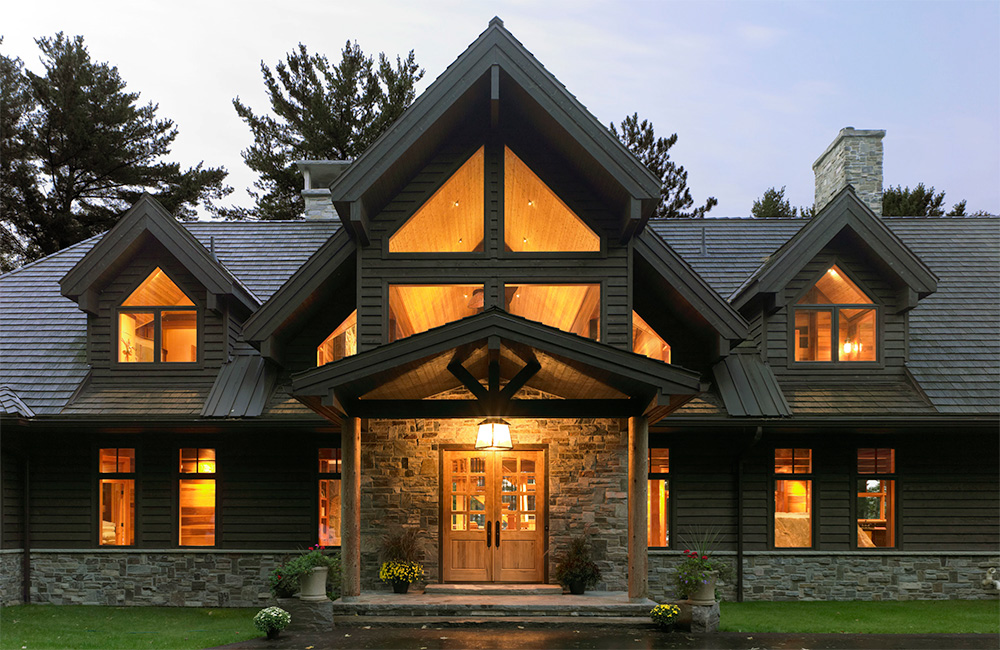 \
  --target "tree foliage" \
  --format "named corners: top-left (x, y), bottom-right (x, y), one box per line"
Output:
top-left (0, 34), bottom-right (230, 267)
top-left (882, 183), bottom-right (974, 217)
top-left (610, 113), bottom-right (717, 219)
top-left (751, 186), bottom-right (813, 218)
top-left (230, 41), bottom-right (423, 220)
